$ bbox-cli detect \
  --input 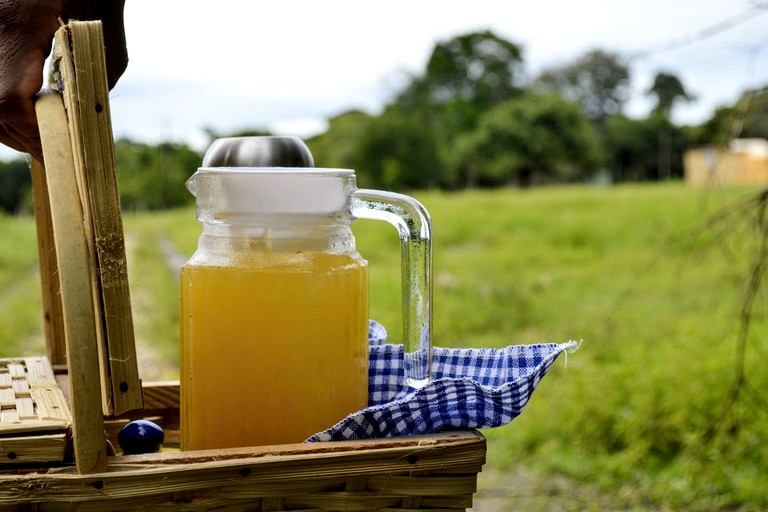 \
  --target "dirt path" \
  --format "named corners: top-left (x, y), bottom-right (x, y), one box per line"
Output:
top-left (470, 466), bottom-right (615, 511)
top-left (157, 236), bottom-right (186, 276)
top-left (124, 232), bottom-right (177, 381)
